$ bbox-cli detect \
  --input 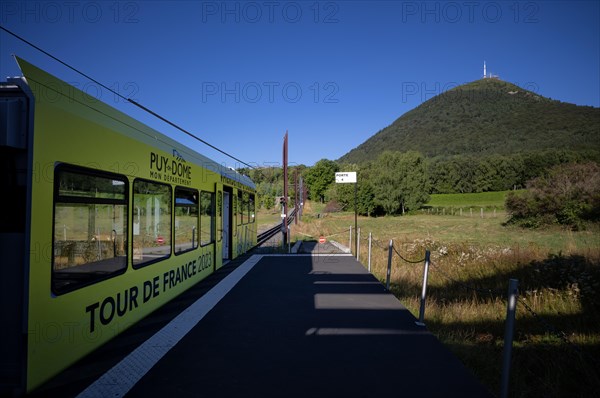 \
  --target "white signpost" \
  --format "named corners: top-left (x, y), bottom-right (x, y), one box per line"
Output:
top-left (335, 172), bottom-right (357, 183)
top-left (335, 171), bottom-right (358, 255)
